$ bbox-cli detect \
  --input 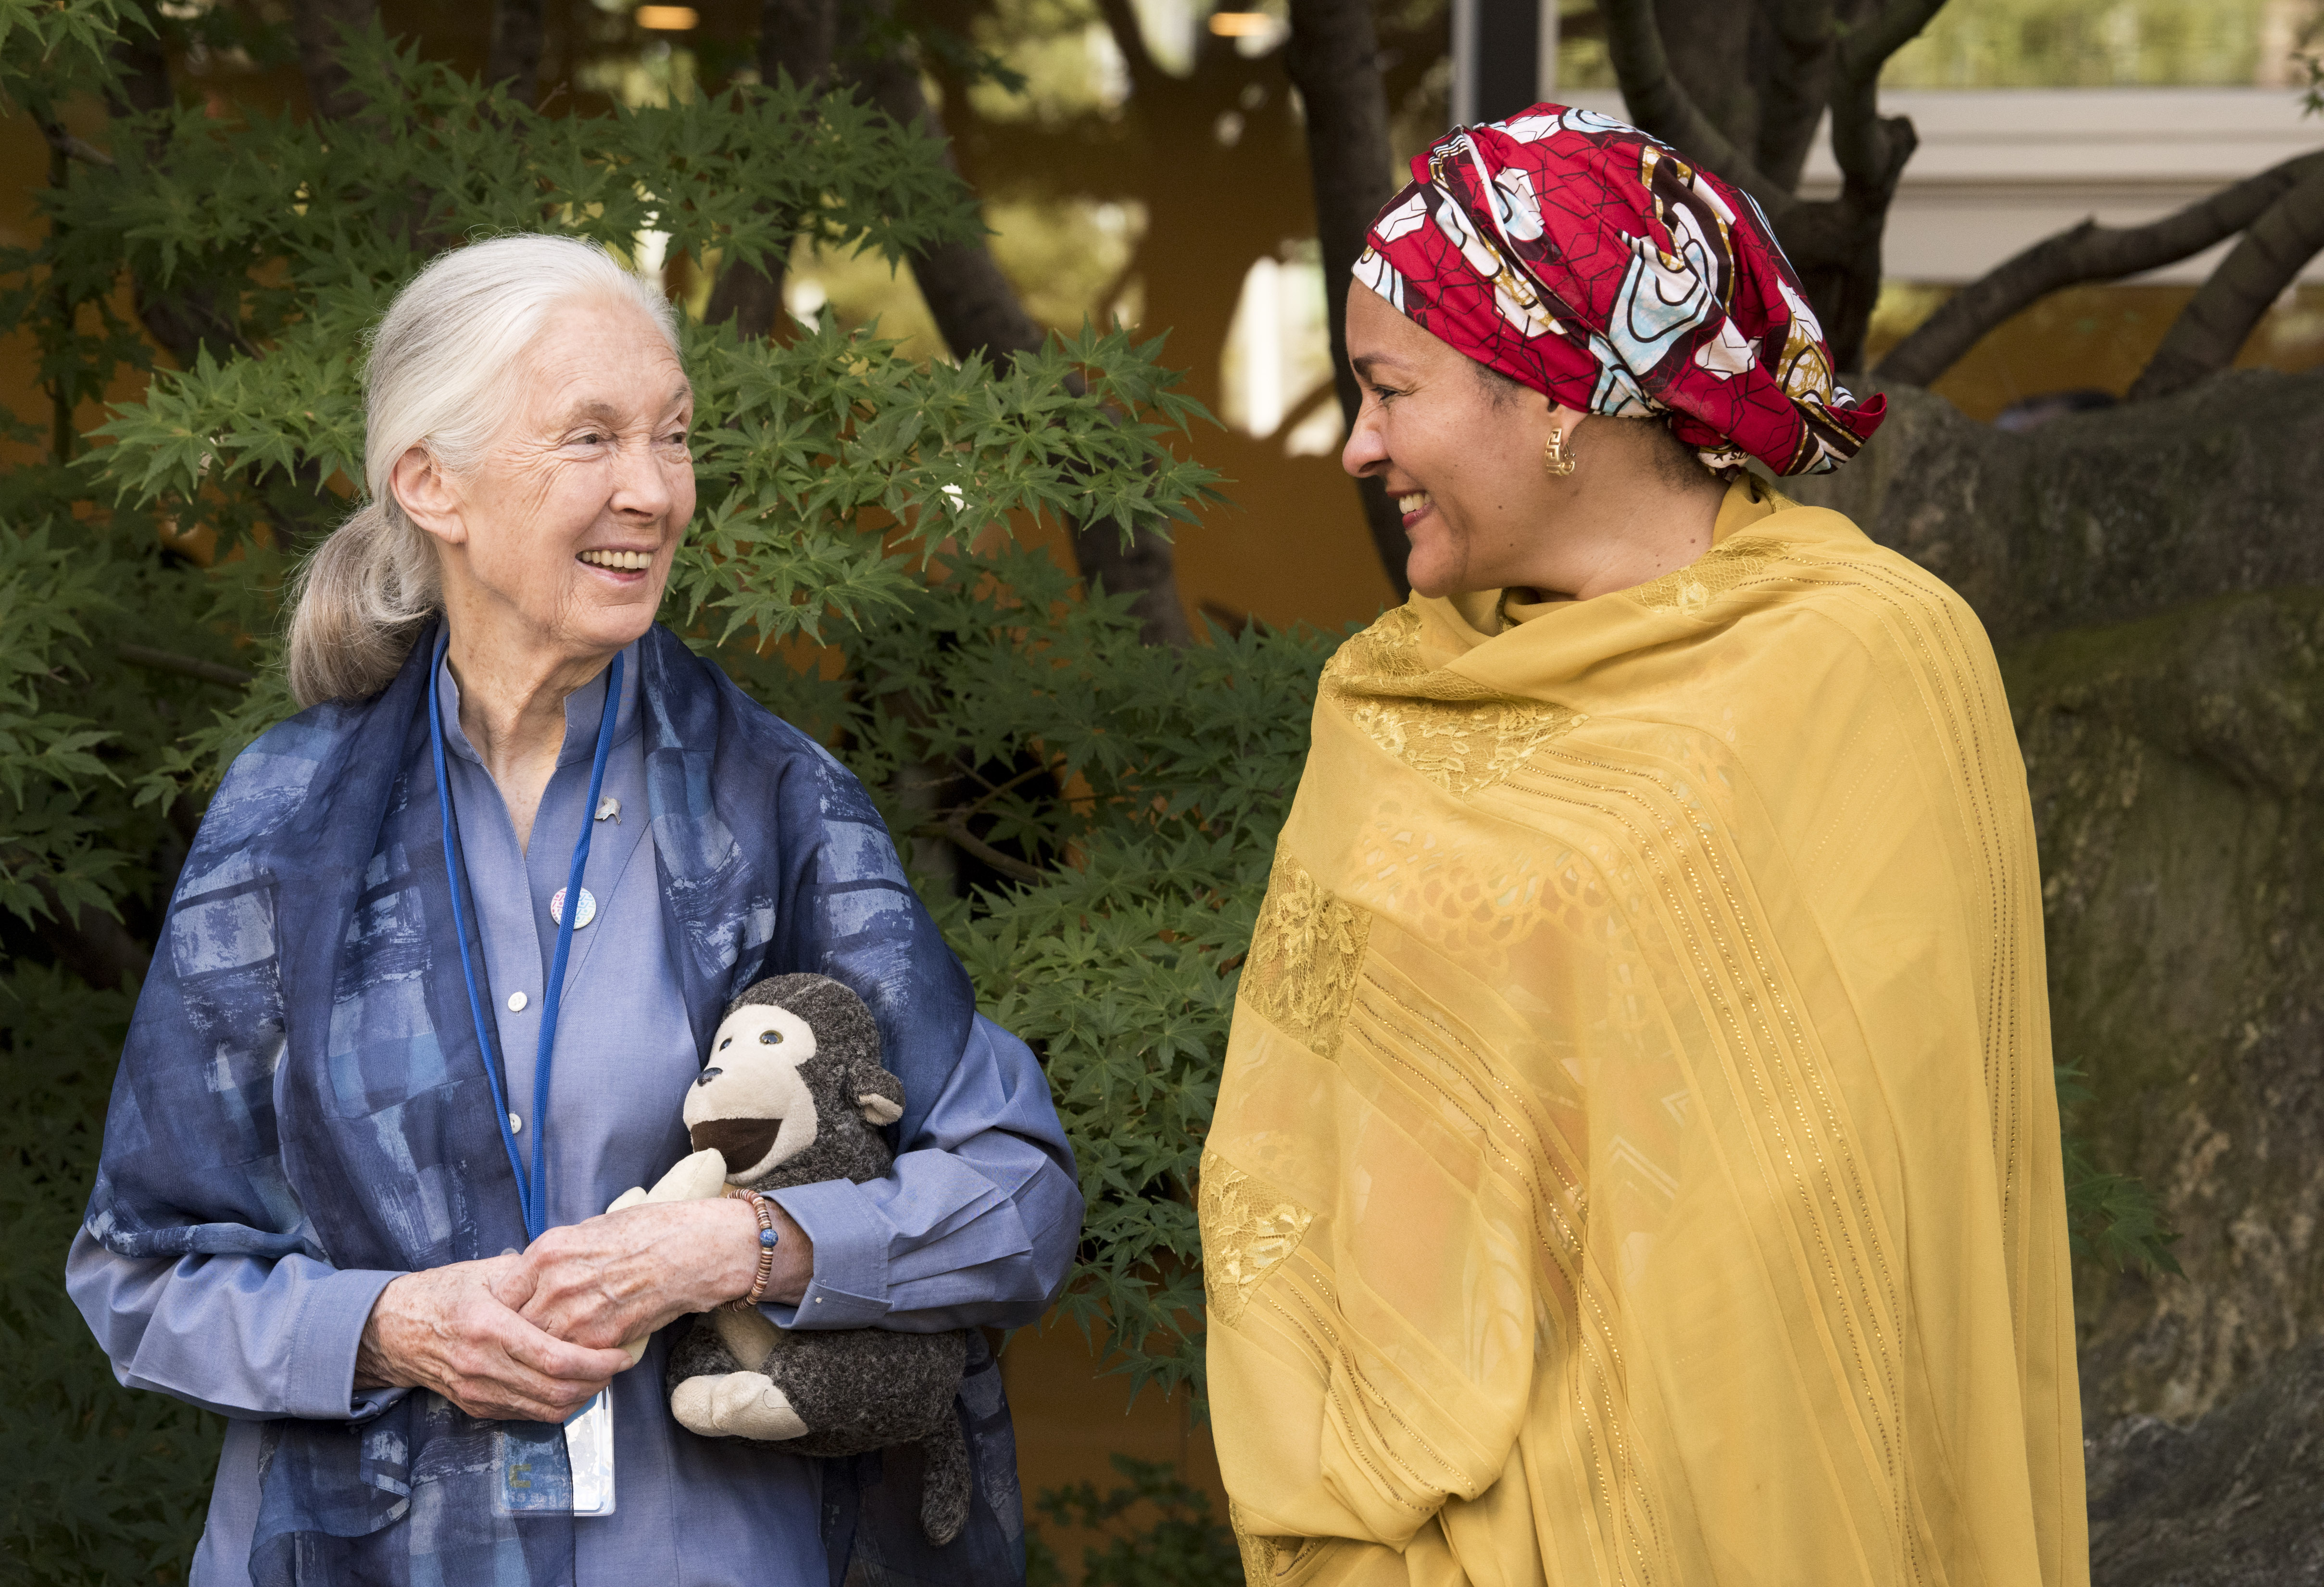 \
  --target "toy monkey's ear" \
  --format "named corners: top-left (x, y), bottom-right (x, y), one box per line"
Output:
top-left (852, 1061), bottom-right (906, 1127)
